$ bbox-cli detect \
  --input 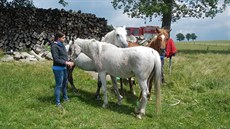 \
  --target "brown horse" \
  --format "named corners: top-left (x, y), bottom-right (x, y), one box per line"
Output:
top-left (146, 28), bottom-right (169, 53)
top-left (145, 28), bottom-right (170, 100)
